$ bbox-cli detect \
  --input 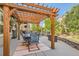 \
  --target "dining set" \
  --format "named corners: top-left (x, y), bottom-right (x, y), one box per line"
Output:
top-left (21, 31), bottom-right (40, 52)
